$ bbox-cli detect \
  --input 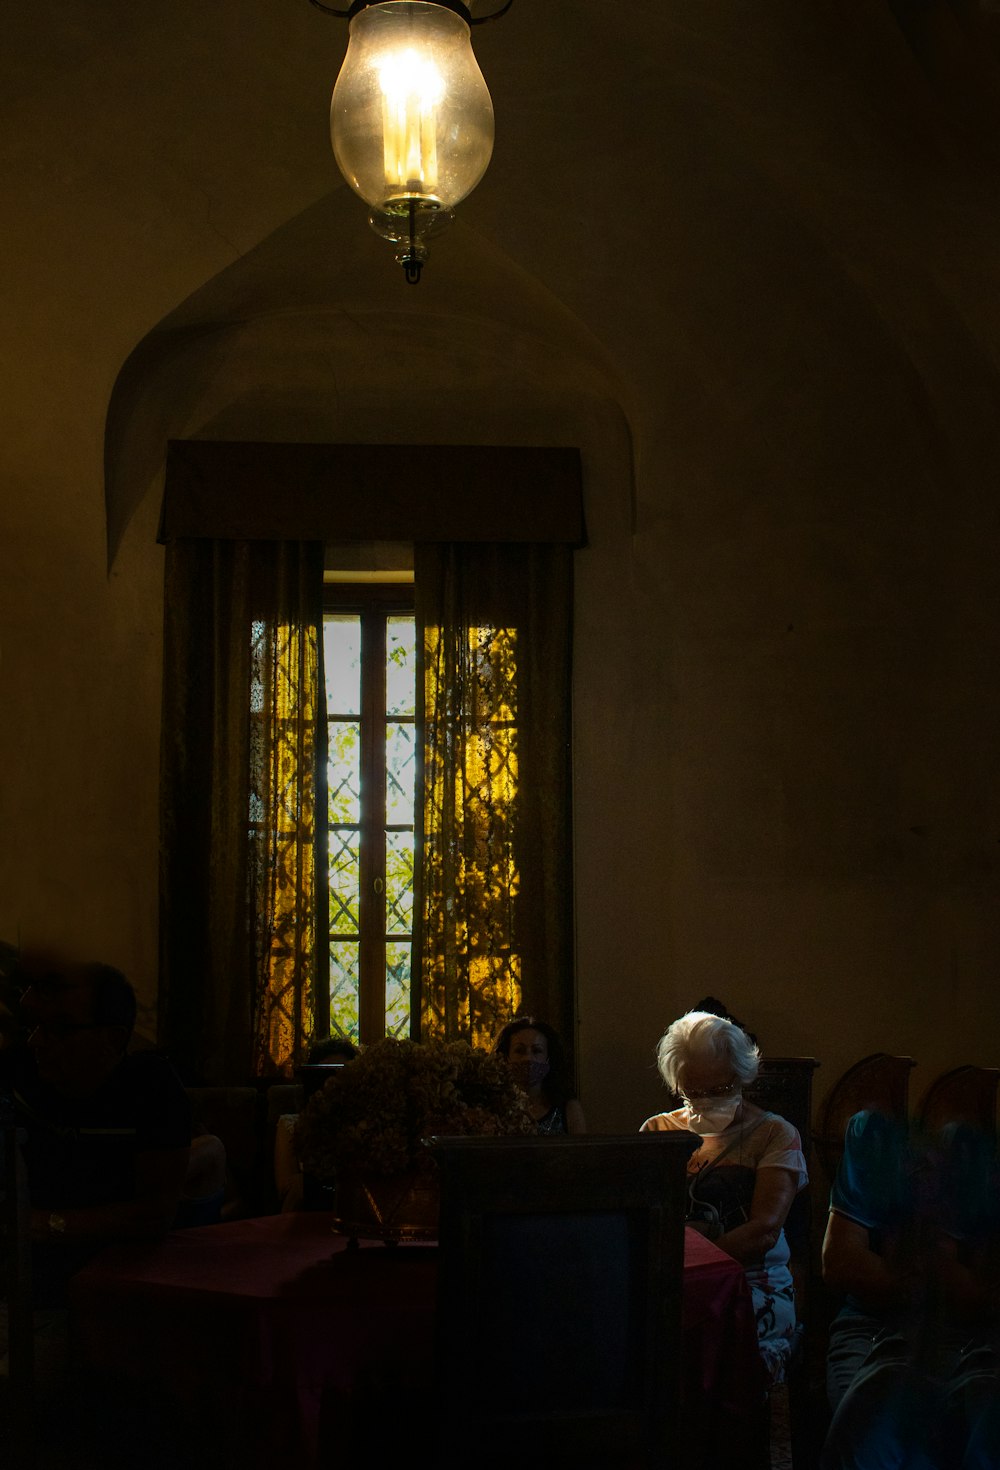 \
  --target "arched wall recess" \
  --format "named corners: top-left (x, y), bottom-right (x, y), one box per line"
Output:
top-left (104, 190), bottom-right (636, 567)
